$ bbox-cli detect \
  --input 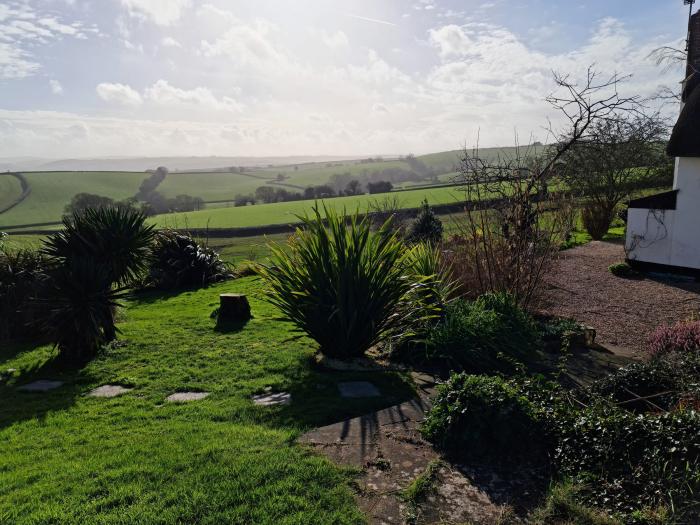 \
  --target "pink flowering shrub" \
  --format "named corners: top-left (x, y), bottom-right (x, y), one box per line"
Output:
top-left (648, 320), bottom-right (700, 358)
